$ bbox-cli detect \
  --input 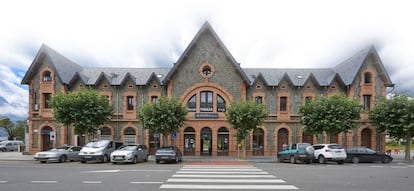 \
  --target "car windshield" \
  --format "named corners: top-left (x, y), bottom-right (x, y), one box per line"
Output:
top-left (84, 140), bottom-right (109, 148)
top-left (120, 145), bottom-right (137, 151)
top-left (50, 146), bottom-right (70, 151)
top-left (297, 143), bottom-right (310, 149)
top-left (0, 142), bottom-right (6, 146)
top-left (365, 148), bottom-right (376, 154)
